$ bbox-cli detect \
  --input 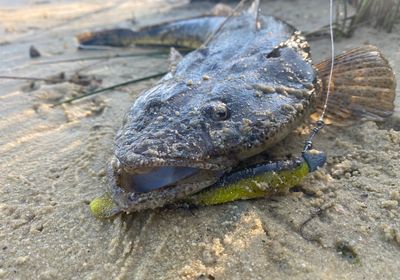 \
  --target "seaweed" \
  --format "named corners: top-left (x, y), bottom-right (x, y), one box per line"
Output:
top-left (306, 0), bottom-right (400, 39)
top-left (338, 0), bottom-right (400, 36)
